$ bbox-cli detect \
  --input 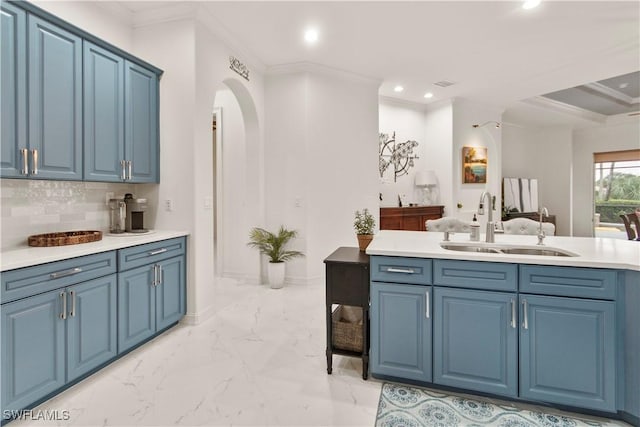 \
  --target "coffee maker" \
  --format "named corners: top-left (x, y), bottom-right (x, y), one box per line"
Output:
top-left (124, 193), bottom-right (149, 233)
